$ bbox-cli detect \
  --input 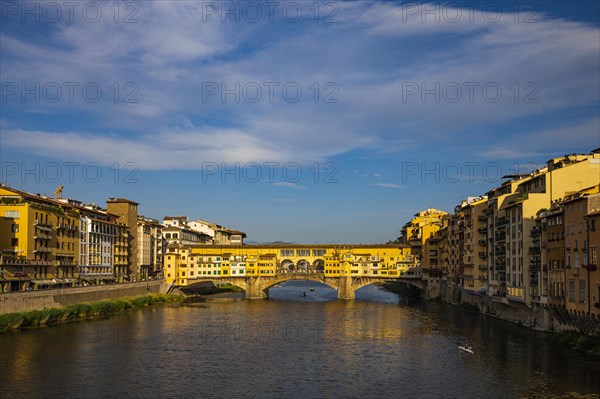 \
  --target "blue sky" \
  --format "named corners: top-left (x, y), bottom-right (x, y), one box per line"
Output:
top-left (1, 1), bottom-right (599, 243)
